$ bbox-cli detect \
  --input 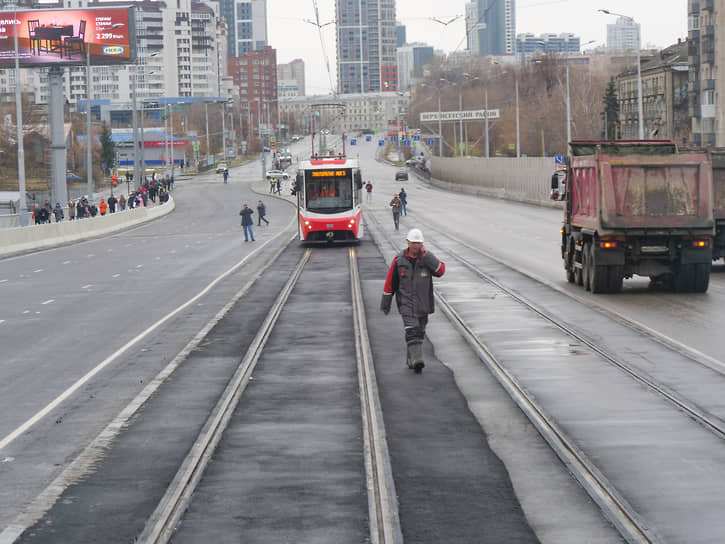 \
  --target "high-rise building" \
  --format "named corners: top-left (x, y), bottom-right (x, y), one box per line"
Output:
top-left (219, 0), bottom-right (267, 57)
top-left (336, 0), bottom-right (398, 94)
top-left (277, 59), bottom-right (306, 97)
top-left (396, 23), bottom-right (406, 48)
top-left (465, 2), bottom-right (483, 53)
top-left (474, 0), bottom-right (515, 55)
top-left (606, 16), bottom-right (640, 53)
